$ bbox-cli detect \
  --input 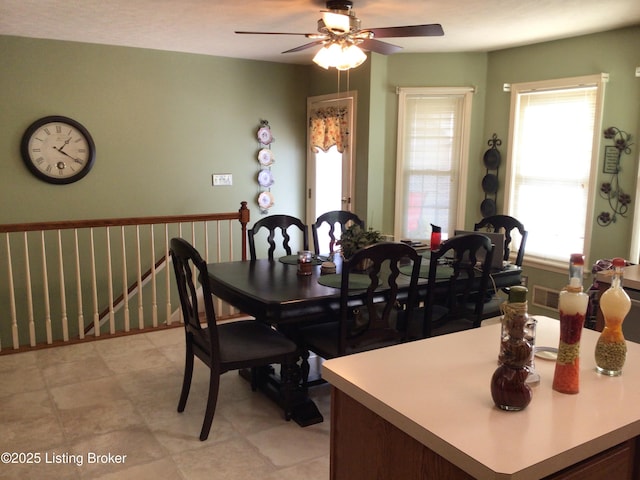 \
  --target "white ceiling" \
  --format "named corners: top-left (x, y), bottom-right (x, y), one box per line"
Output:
top-left (1, 0), bottom-right (639, 65)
